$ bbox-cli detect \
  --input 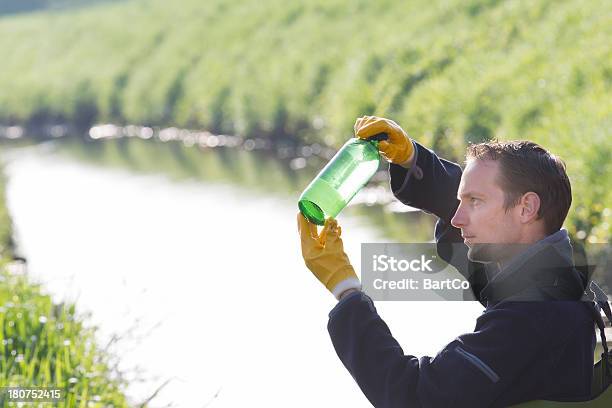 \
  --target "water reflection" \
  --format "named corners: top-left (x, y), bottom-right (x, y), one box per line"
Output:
top-left (56, 136), bottom-right (435, 243)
